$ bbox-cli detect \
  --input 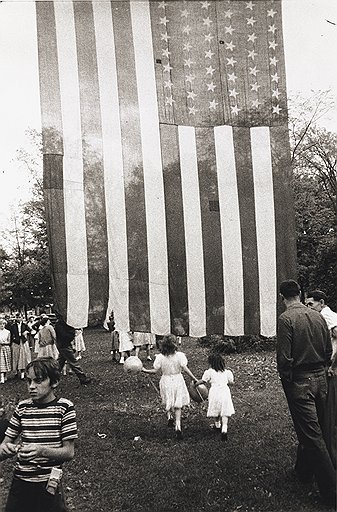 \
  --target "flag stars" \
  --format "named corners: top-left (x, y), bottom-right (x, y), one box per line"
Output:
top-left (161, 33), bottom-right (170, 42)
top-left (180, 9), bottom-right (189, 18)
top-left (247, 33), bottom-right (257, 43)
top-left (206, 65), bottom-right (215, 75)
top-left (226, 57), bottom-right (237, 66)
top-left (249, 66), bottom-right (259, 76)
top-left (159, 16), bottom-right (169, 26)
top-left (207, 82), bottom-right (216, 92)
top-left (271, 72), bottom-right (280, 83)
top-left (187, 90), bottom-right (197, 100)
top-left (225, 25), bottom-right (235, 35)
top-left (246, 1), bottom-right (255, 10)
top-left (229, 88), bottom-right (239, 98)
top-left (231, 104), bottom-right (241, 115)
top-left (269, 56), bottom-right (279, 66)
top-left (189, 105), bottom-right (198, 115)
top-left (203, 17), bottom-right (213, 27)
top-left (225, 41), bottom-right (235, 51)
top-left (158, 1), bottom-right (167, 8)
top-left (268, 24), bottom-right (277, 34)
top-left (209, 99), bottom-right (218, 110)
top-left (267, 8), bottom-right (277, 17)
top-left (165, 96), bottom-right (175, 106)
top-left (224, 9), bottom-right (233, 18)
top-left (272, 104), bottom-right (282, 115)
top-left (250, 82), bottom-right (260, 92)
top-left (227, 72), bottom-right (237, 82)
top-left (269, 40), bottom-right (278, 50)
top-left (246, 17), bottom-right (257, 26)
top-left (204, 33), bottom-right (214, 43)
top-left (162, 48), bottom-right (171, 58)
top-left (205, 49), bottom-right (215, 59)
top-left (185, 73), bottom-right (196, 83)
top-left (251, 99), bottom-right (261, 108)
top-left (164, 79), bottom-right (173, 89)
top-left (183, 25), bottom-right (192, 35)
top-left (184, 57), bottom-right (194, 68)
top-left (183, 42), bottom-right (192, 52)
top-left (247, 49), bottom-right (258, 60)
top-left (272, 88), bottom-right (280, 99)
top-left (163, 62), bottom-right (173, 73)
top-left (200, 1), bottom-right (211, 9)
